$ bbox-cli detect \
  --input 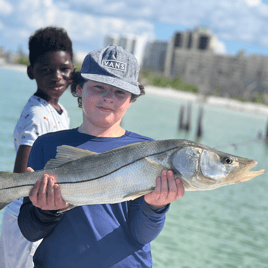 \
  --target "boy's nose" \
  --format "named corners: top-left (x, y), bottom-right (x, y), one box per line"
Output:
top-left (53, 69), bottom-right (63, 80)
